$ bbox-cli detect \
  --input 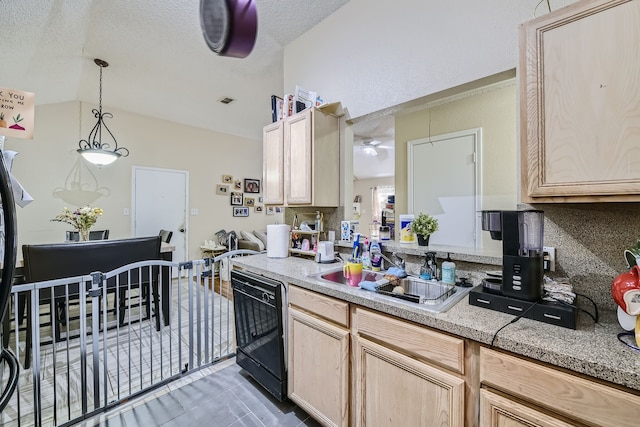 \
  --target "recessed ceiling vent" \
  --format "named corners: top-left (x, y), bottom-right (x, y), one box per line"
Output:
top-left (218, 97), bottom-right (235, 104)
